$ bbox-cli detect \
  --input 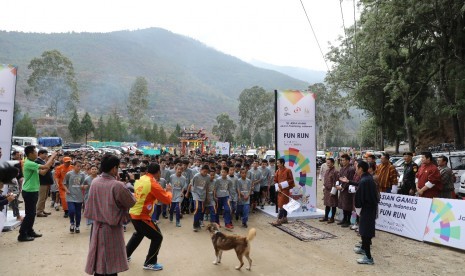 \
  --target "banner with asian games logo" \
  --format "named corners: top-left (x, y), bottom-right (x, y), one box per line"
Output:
top-left (275, 90), bottom-right (317, 211)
